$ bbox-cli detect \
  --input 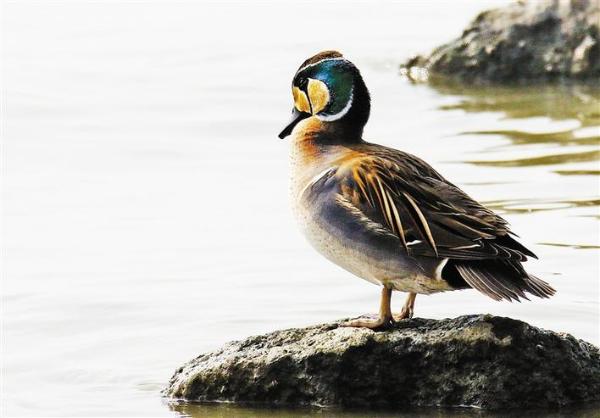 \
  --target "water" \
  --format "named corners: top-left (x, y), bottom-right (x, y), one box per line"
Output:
top-left (2, 1), bottom-right (598, 416)
top-left (169, 402), bottom-right (600, 418)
